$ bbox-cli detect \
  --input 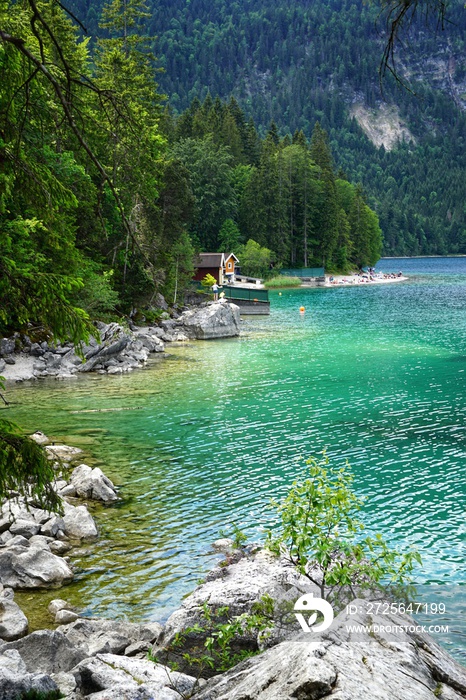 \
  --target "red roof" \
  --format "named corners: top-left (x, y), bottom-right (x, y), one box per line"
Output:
top-left (194, 253), bottom-right (239, 268)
